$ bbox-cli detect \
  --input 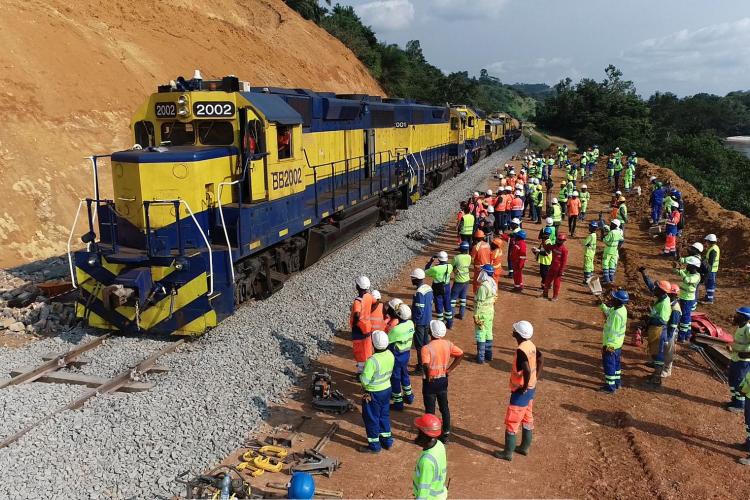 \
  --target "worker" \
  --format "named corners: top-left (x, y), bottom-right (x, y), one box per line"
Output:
top-left (679, 242), bottom-right (705, 308)
top-left (421, 320), bottom-right (464, 443)
top-left (613, 146), bottom-right (623, 163)
top-left (663, 203), bottom-right (681, 257)
top-left (350, 276), bottom-right (374, 374)
top-left (411, 269), bottom-right (433, 376)
top-left (425, 251), bottom-right (454, 328)
top-left (474, 264), bottom-right (497, 364)
top-left (370, 290), bottom-right (386, 332)
top-left (388, 304), bottom-right (415, 410)
top-left (558, 181), bottom-right (569, 217)
top-left (579, 184), bottom-right (590, 221)
top-left (550, 198), bottom-right (562, 233)
top-left (489, 237), bottom-right (504, 287)
top-left (471, 230), bottom-right (492, 293)
top-left (359, 330), bottom-right (395, 453)
top-left (482, 205), bottom-right (496, 238)
top-left (738, 371), bottom-right (750, 466)
top-left (616, 196), bottom-right (628, 230)
top-left (450, 242), bottom-right (472, 320)
top-left (640, 273), bottom-right (673, 387)
top-left (510, 190), bottom-right (524, 221)
top-left (727, 306), bottom-right (750, 413)
top-left (592, 144), bottom-right (600, 169)
top-left (494, 320), bottom-right (543, 460)
top-left (660, 283), bottom-right (682, 379)
top-left (503, 186), bottom-right (514, 229)
top-left (546, 156), bottom-right (555, 180)
top-left (533, 226), bottom-right (554, 288)
top-left (702, 234), bottom-right (720, 304)
top-left (673, 256), bottom-right (701, 343)
top-left (624, 153), bottom-right (636, 192)
top-left (385, 298), bottom-right (403, 332)
top-left (649, 178), bottom-right (665, 224)
top-left (597, 289), bottom-right (629, 393)
top-left (544, 217), bottom-right (557, 245)
top-left (412, 413), bottom-right (448, 500)
top-left (557, 145), bottom-right (566, 166)
top-left (494, 187), bottom-right (507, 232)
top-left (607, 157), bottom-right (616, 185)
top-left (509, 230), bottom-right (528, 291)
top-left (532, 179), bottom-right (544, 224)
top-left (457, 203), bottom-right (475, 244)
top-left (542, 233), bottom-right (568, 301)
top-left (567, 191), bottom-right (581, 237)
top-left (613, 158), bottom-right (624, 191)
top-left (601, 219), bottom-right (624, 285)
top-left (582, 221), bottom-right (598, 284)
